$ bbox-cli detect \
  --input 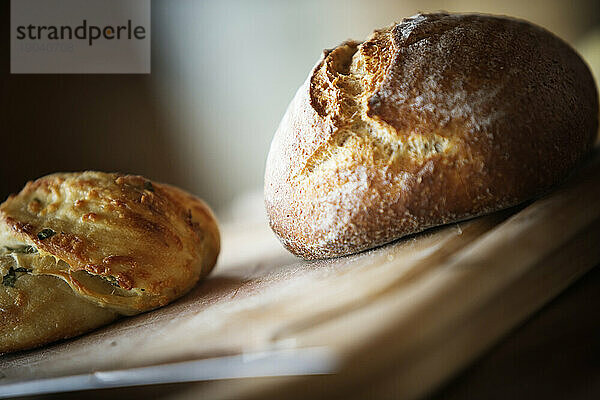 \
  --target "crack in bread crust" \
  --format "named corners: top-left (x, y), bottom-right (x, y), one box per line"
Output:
top-left (303, 24), bottom-right (456, 178)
